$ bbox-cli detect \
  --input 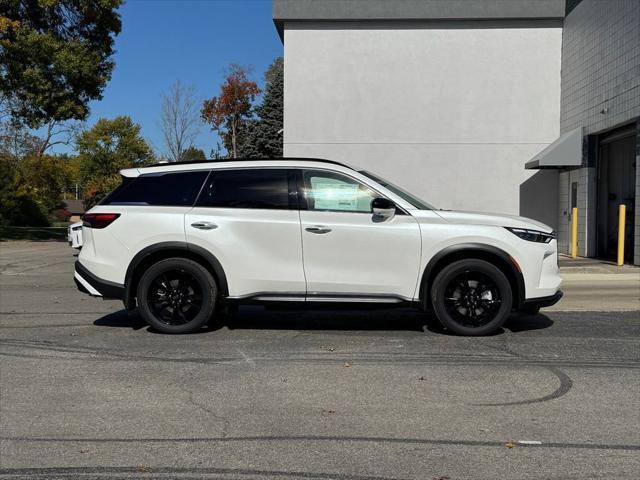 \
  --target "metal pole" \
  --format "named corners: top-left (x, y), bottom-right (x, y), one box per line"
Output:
top-left (617, 204), bottom-right (626, 266)
top-left (571, 207), bottom-right (578, 259)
